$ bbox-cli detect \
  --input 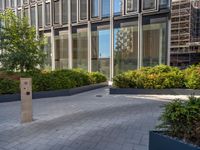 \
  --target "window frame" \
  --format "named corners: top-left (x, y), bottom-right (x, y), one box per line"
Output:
top-left (125, 0), bottom-right (139, 15)
top-left (141, 0), bottom-right (159, 13)
top-left (90, 0), bottom-right (101, 20)
top-left (78, 0), bottom-right (89, 22)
